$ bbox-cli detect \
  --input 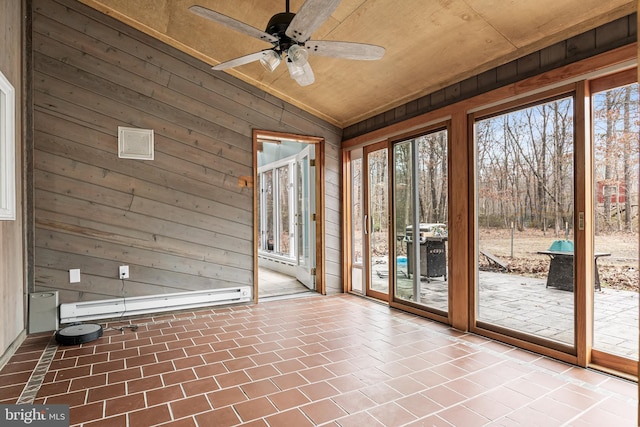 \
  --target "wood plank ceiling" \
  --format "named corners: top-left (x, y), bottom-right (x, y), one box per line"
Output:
top-left (78, 0), bottom-right (636, 127)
